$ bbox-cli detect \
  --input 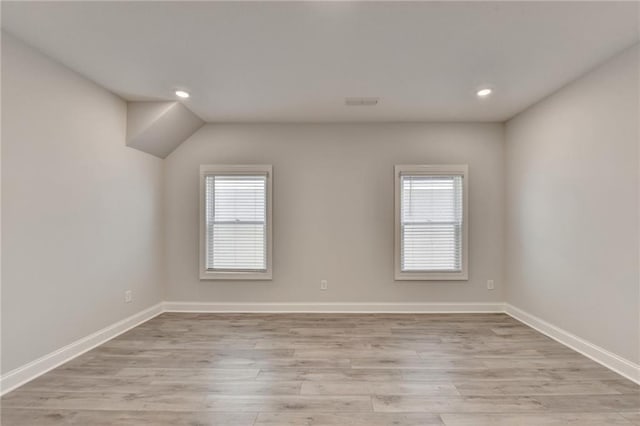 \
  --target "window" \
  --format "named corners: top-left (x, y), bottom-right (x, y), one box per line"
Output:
top-left (200, 165), bottom-right (272, 280)
top-left (395, 165), bottom-right (468, 280)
